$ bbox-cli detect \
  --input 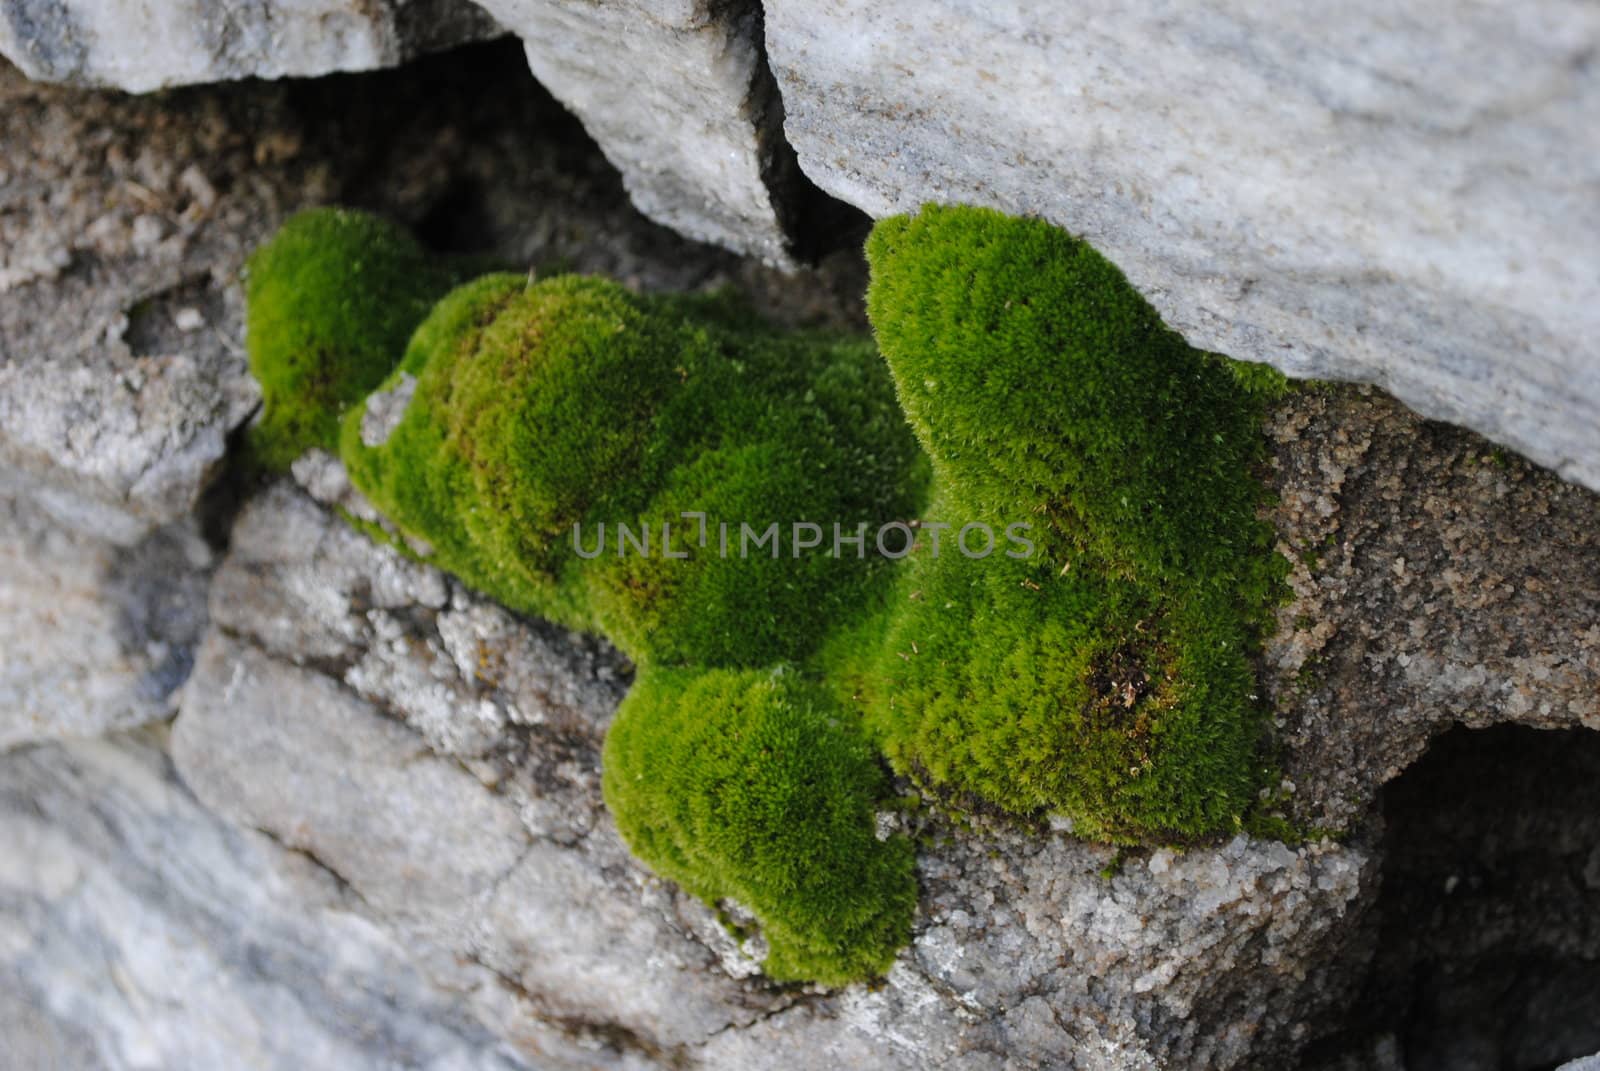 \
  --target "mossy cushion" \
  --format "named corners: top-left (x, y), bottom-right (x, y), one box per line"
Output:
top-left (243, 202), bottom-right (1290, 986)
top-left (860, 204), bottom-right (1287, 841)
